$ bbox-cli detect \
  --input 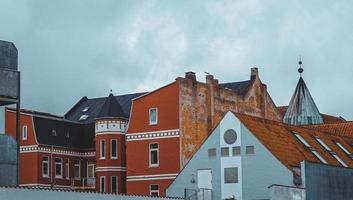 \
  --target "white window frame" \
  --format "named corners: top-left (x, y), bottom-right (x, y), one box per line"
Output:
top-left (149, 108), bottom-right (158, 125)
top-left (100, 176), bottom-right (106, 193)
top-left (100, 140), bottom-right (106, 159)
top-left (87, 161), bottom-right (95, 178)
top-left (149, 143), bottom-right (159, 168)
top-left (65, 159), bottom-right (69, 180)
top-left (42, 156), bottom-right (49, 178)
top-left (111, 176), bottom-right (118, 194)
top-left (150, 184), bottom-right (159, 196)
top-left (55, 158), bottom-right (63, 178)
top-left (110, 139), bottom-right (118, 159)
top-left (74, 160), bottom-right (81, 180)
top-left (22, 125), bottom-right (27, 141)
